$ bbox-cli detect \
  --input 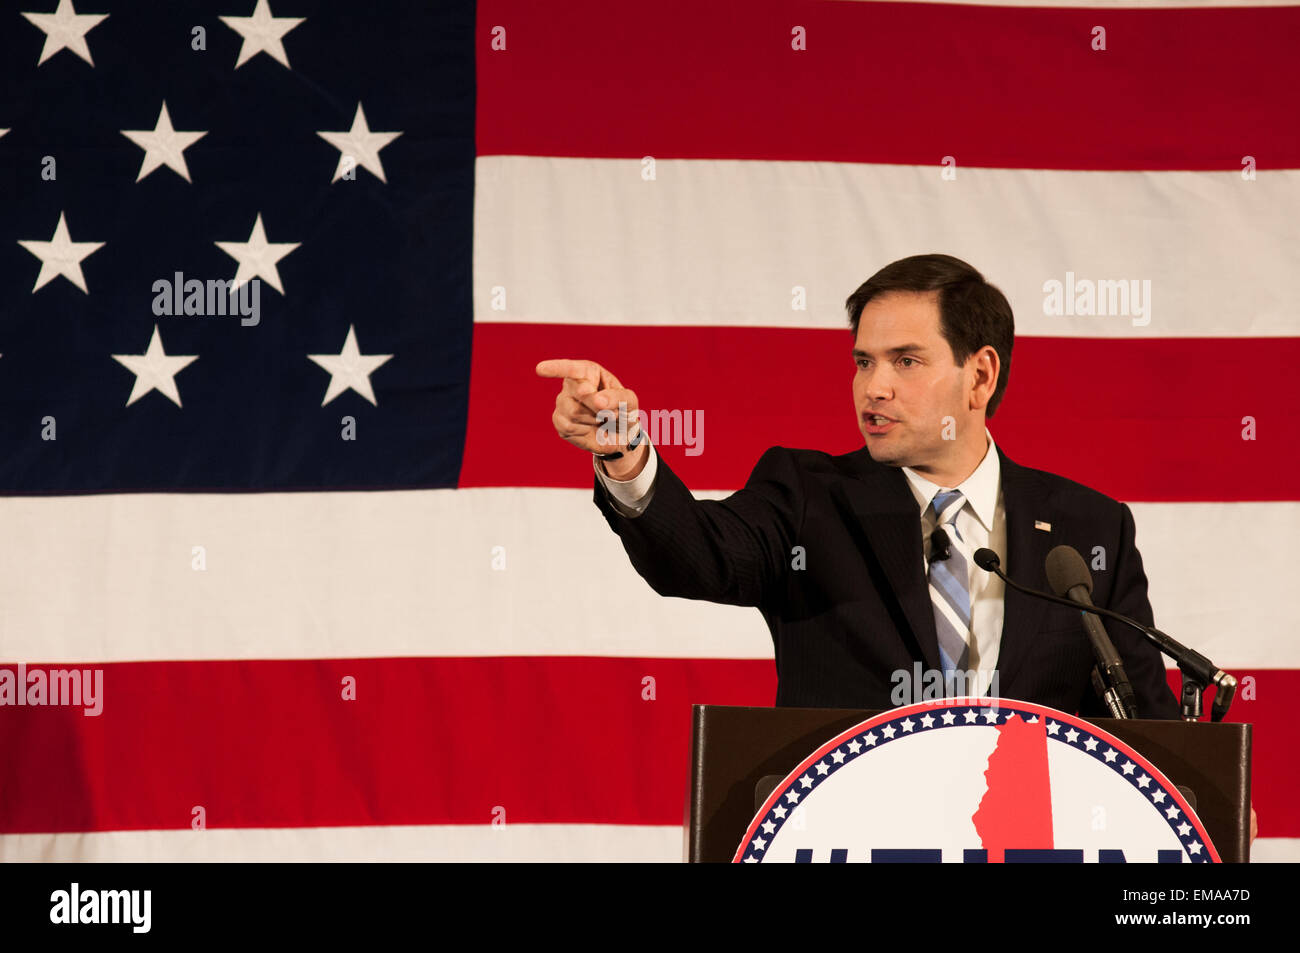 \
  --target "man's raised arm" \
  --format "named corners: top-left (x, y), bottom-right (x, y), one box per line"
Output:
top-left (536, 357), bottom-right (801, 608)
top-left (536, 358), bottom-right (650, 481)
